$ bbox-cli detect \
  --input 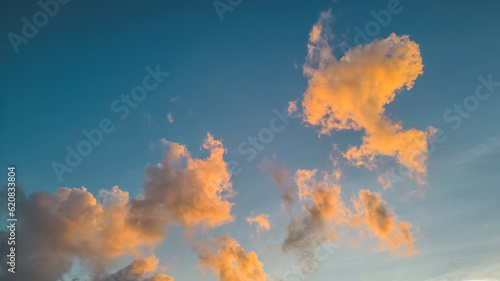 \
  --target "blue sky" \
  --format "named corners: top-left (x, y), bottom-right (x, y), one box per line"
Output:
top-left (1, 0), bottom-right (500, 280)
